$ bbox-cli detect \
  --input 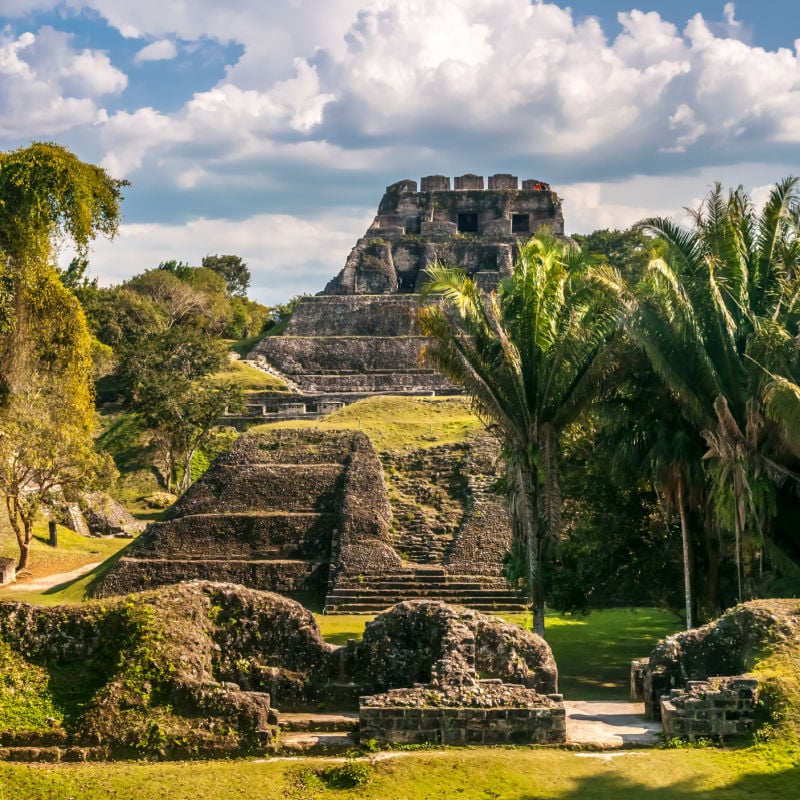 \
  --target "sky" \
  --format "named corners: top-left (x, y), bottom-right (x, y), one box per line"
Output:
top-left (1, 1), bottom-right (800, 304)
